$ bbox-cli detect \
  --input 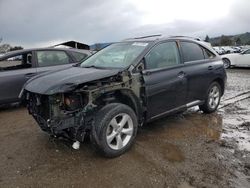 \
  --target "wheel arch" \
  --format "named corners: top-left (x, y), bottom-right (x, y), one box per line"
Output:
top-left (211, 78), bottom-right (225, 96)
top-left (222, 56), bottom-right (237, 67)
top-left (95, 89), bottom-right (145, 125)
top-left (222, 57), bottom-right (231, 62)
